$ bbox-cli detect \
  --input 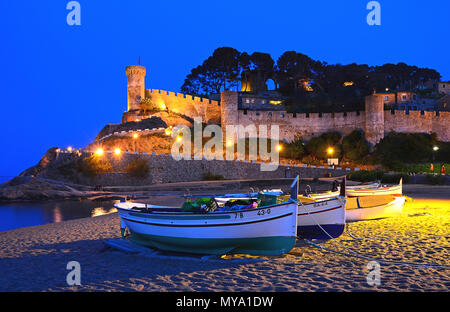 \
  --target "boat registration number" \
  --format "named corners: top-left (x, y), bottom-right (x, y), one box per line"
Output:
top-left (234, 208), bottom-right (271, 219)
top-left (257, 208), bottom-right (271, 216)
